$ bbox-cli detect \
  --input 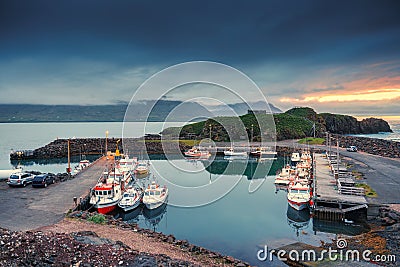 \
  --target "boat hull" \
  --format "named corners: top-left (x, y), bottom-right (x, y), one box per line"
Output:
top-left (92, 199), bottom-right (120, 214)
top-left (97, 204), bottom-right (117, 214)
top-left (224, 151), bottom-right (247, 157)
top-left (144, 201), bottom-right (164, 210)
top-left (287, 199), bottom-right (309, 211)
top-left (118, 200), bottom-right (141, 212)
